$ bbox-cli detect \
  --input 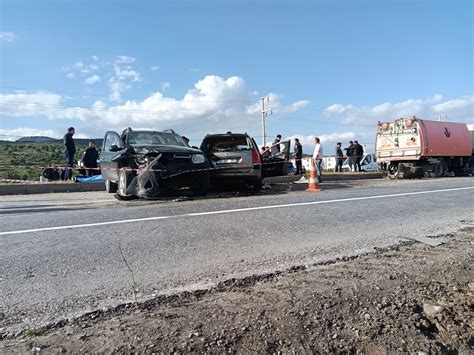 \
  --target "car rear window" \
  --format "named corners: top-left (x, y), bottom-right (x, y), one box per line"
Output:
top-left (202, 136), bottom-right (251, 152)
